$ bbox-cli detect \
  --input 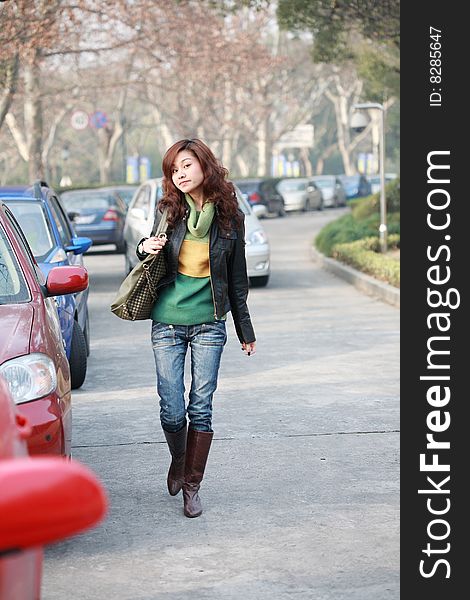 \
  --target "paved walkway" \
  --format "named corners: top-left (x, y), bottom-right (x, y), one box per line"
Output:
top-left (43, 209), bottom-right (399, 600)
